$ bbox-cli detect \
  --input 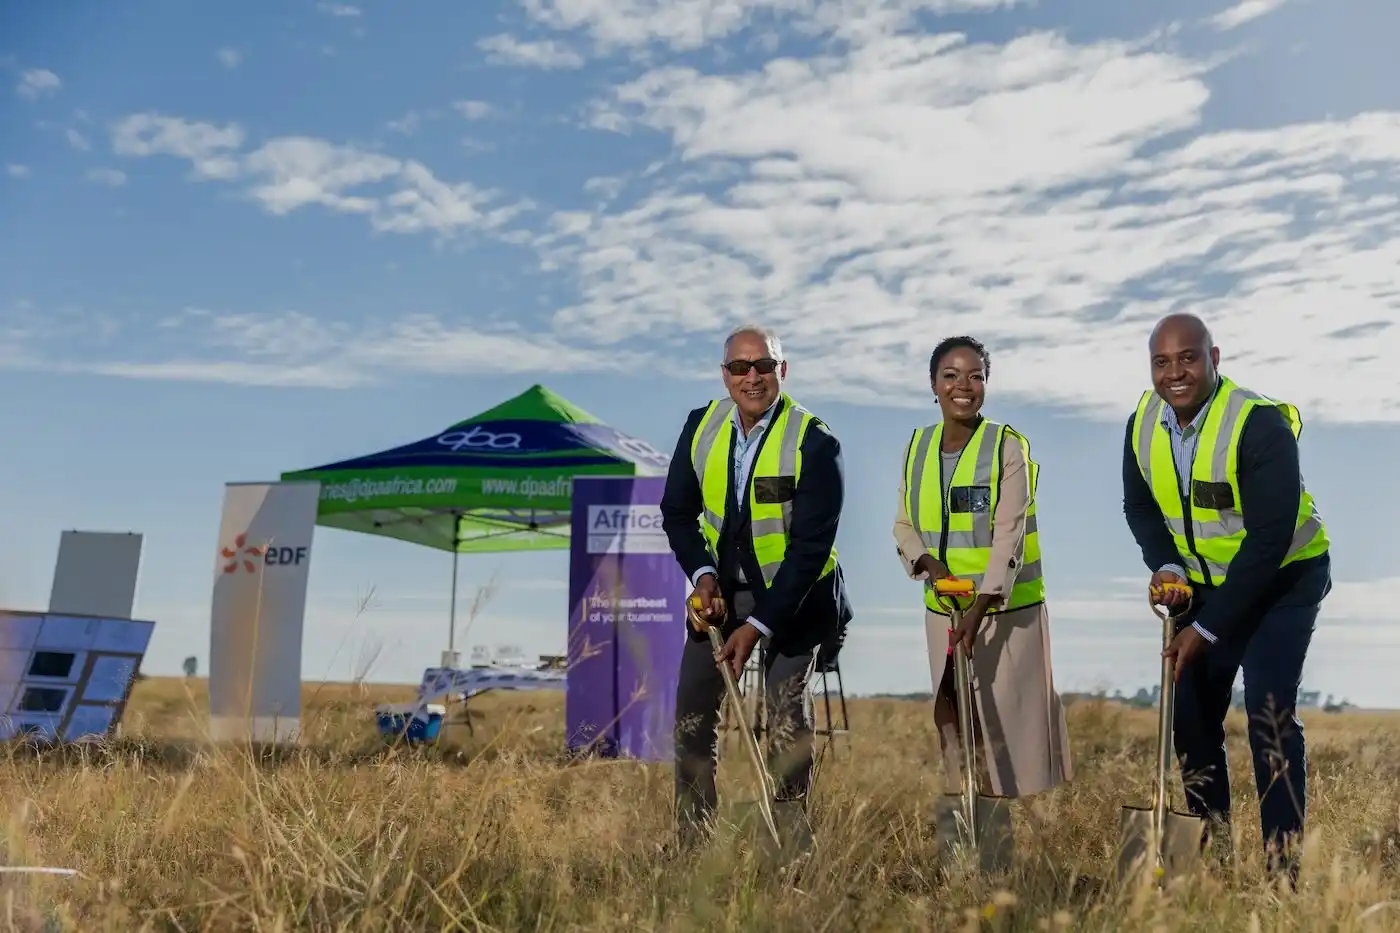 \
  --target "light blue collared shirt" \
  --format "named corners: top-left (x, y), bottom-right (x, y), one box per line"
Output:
top-left (691, 398), bottom-right (779, 638)
top-left (1158, 378), bottom-right (1221, 643)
